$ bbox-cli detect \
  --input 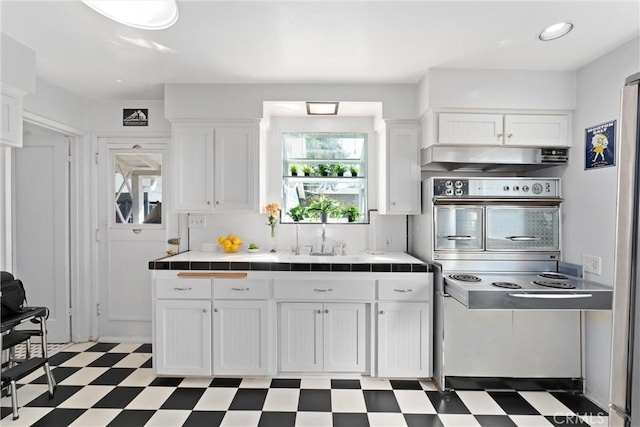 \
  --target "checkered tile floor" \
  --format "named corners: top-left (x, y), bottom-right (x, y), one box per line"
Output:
top-left (1, 342), bottom-right (609, 426)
